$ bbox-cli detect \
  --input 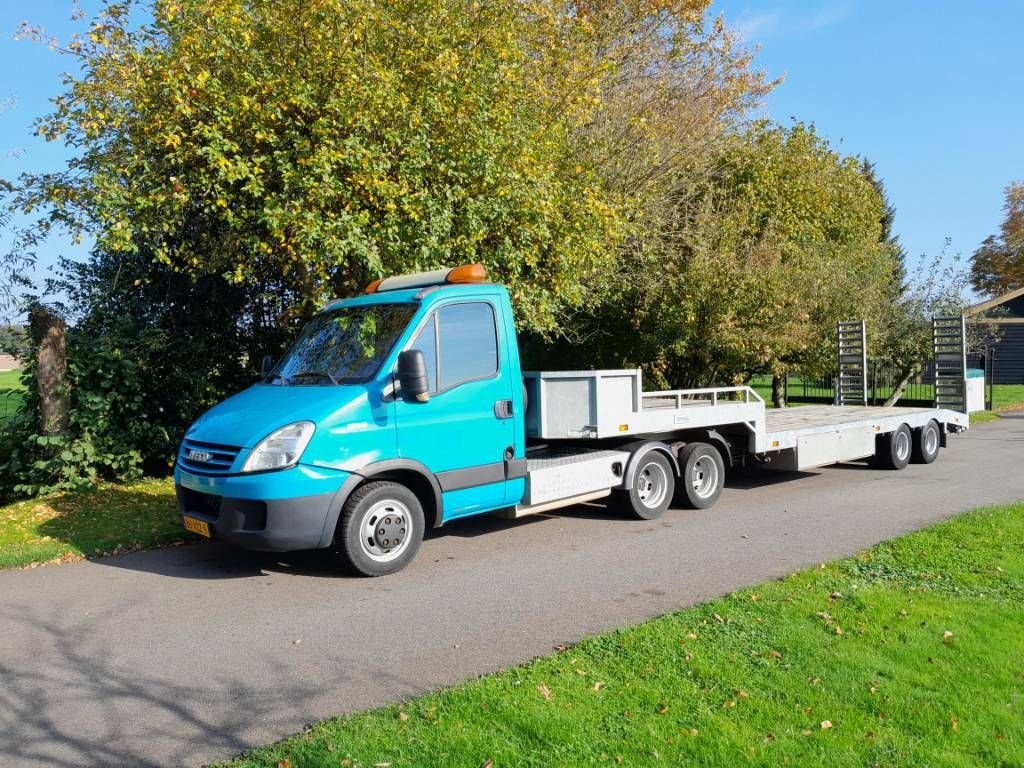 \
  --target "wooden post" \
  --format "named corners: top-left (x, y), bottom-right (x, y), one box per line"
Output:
top-left (29, 305), bottom-right (68, 435)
